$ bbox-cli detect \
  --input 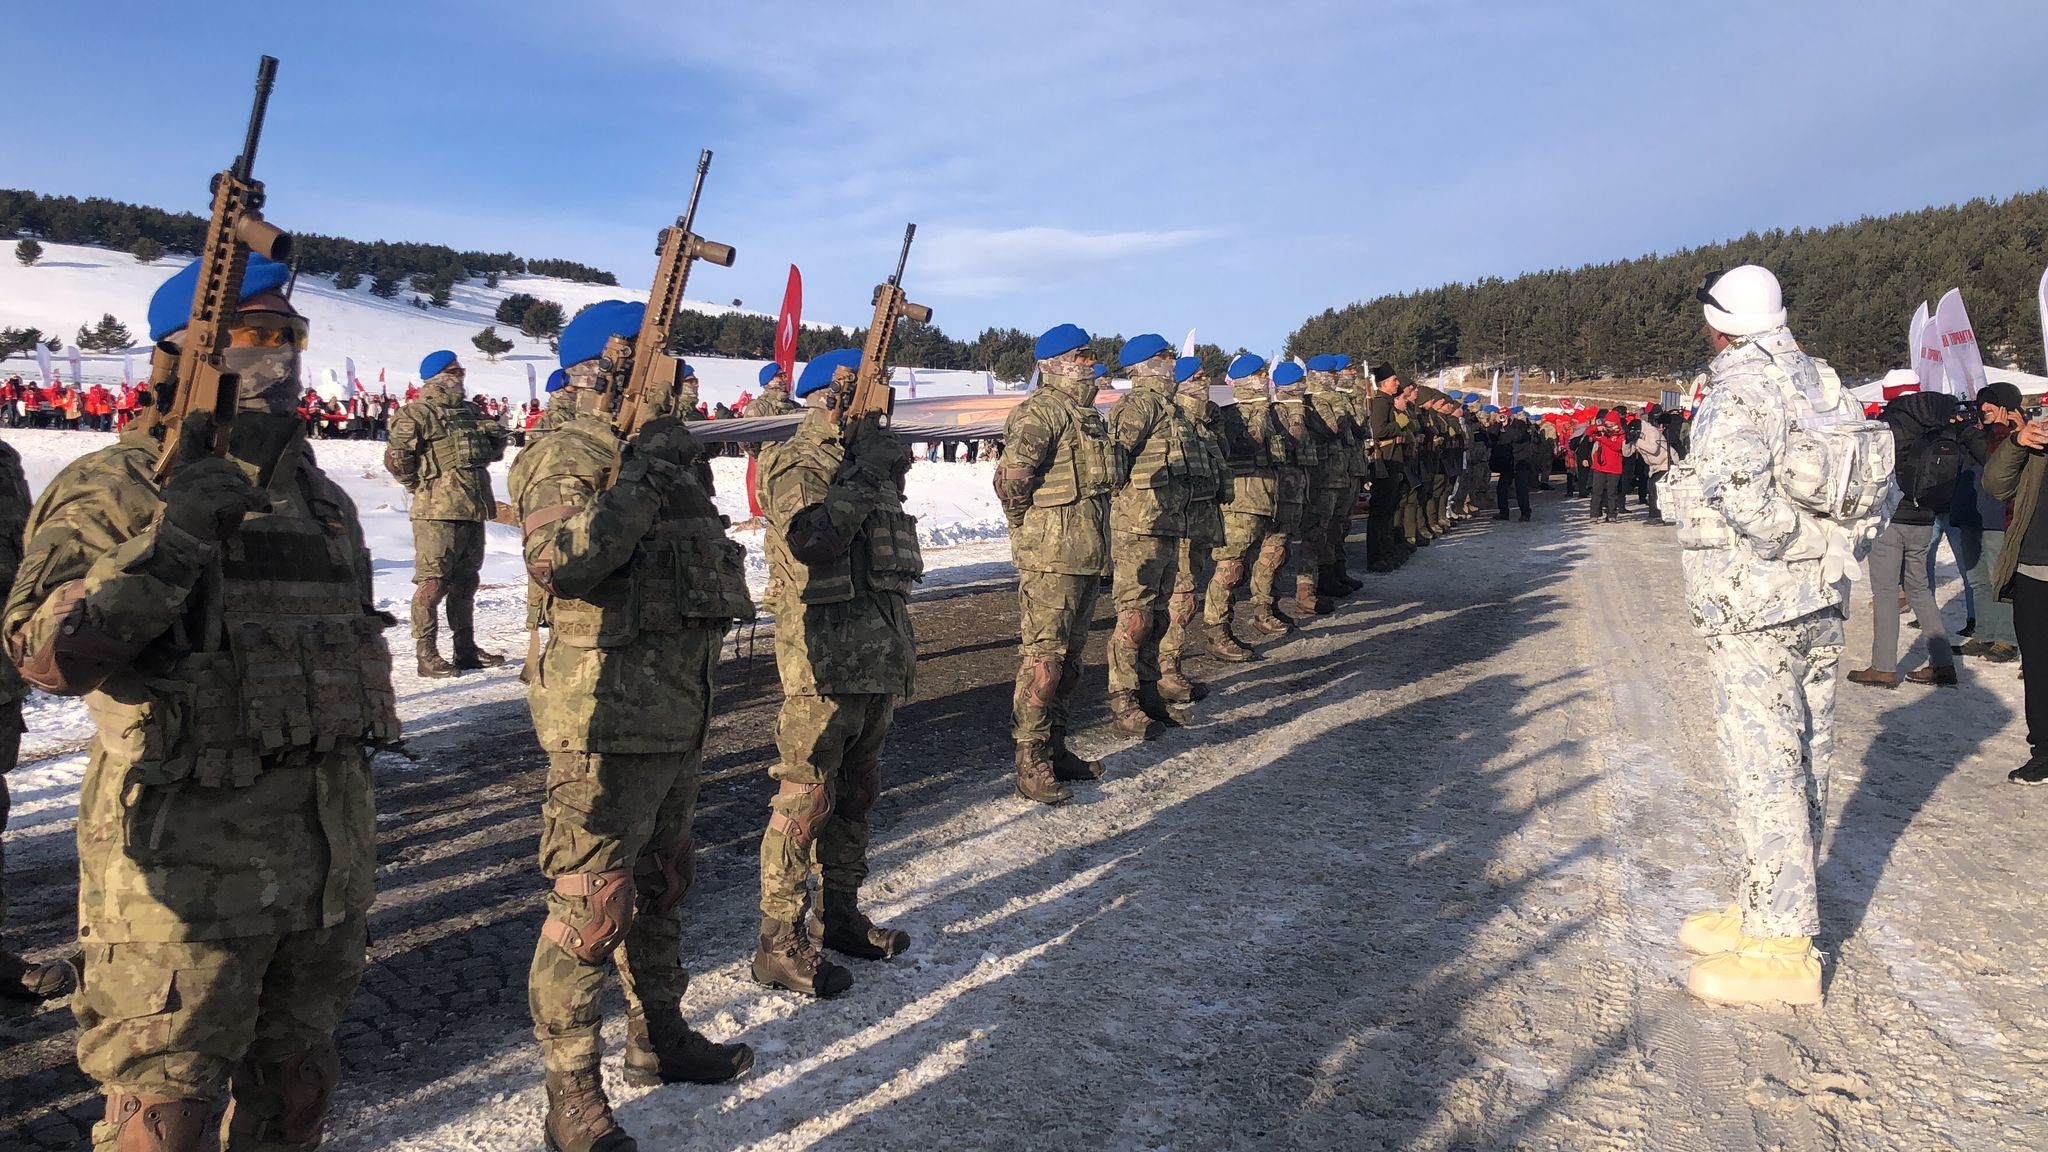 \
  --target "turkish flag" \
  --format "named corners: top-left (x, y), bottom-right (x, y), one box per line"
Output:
top-left (774, 265), bottom-right (802, 382)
